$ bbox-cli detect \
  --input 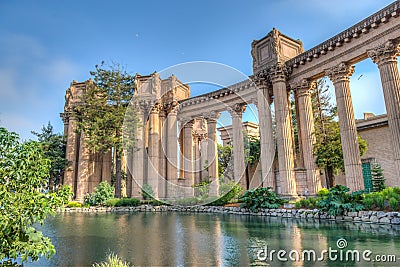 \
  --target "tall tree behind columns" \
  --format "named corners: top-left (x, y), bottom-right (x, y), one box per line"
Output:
top-left (74, 62), bottom-right (137, 197)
